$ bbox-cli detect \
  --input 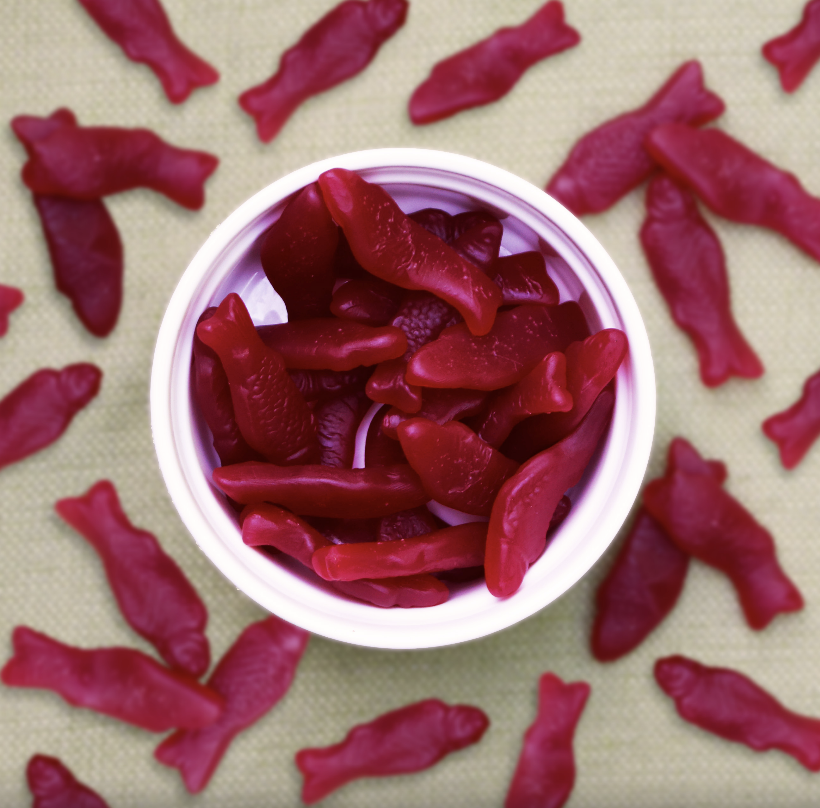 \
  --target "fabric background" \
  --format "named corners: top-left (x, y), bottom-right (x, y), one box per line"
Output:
top-left (2, 0), bottom-right (820, 804)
